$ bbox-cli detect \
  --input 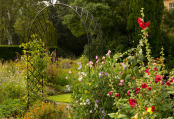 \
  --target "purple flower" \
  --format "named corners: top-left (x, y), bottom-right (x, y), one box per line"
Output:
top-left (105, 73), bottom-right (108, 75)
top-left (103, 113), bottom-right (106, 116)
top-left (96, 100), bottom-right (99, 103)
top-left (102, 117), bottom-right (104, 119)
top-left (86, 99), bottom-right (89, 102)
top-left (102, 111), bottom-right (105, 113)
